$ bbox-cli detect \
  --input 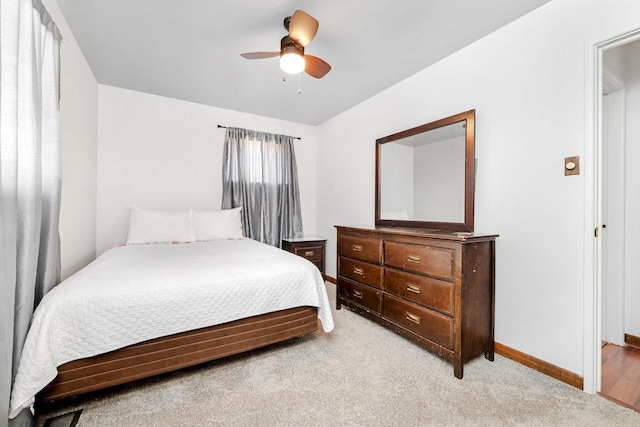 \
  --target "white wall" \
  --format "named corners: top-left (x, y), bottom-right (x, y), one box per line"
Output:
top-left (624, 41), bottom-right (640, 337)
top-left (43, 0), bottom-right (98, 280)
top-left (97, 86), bottom-right (318, 255)
top-left (317, 0), bottom-right (640, 376)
